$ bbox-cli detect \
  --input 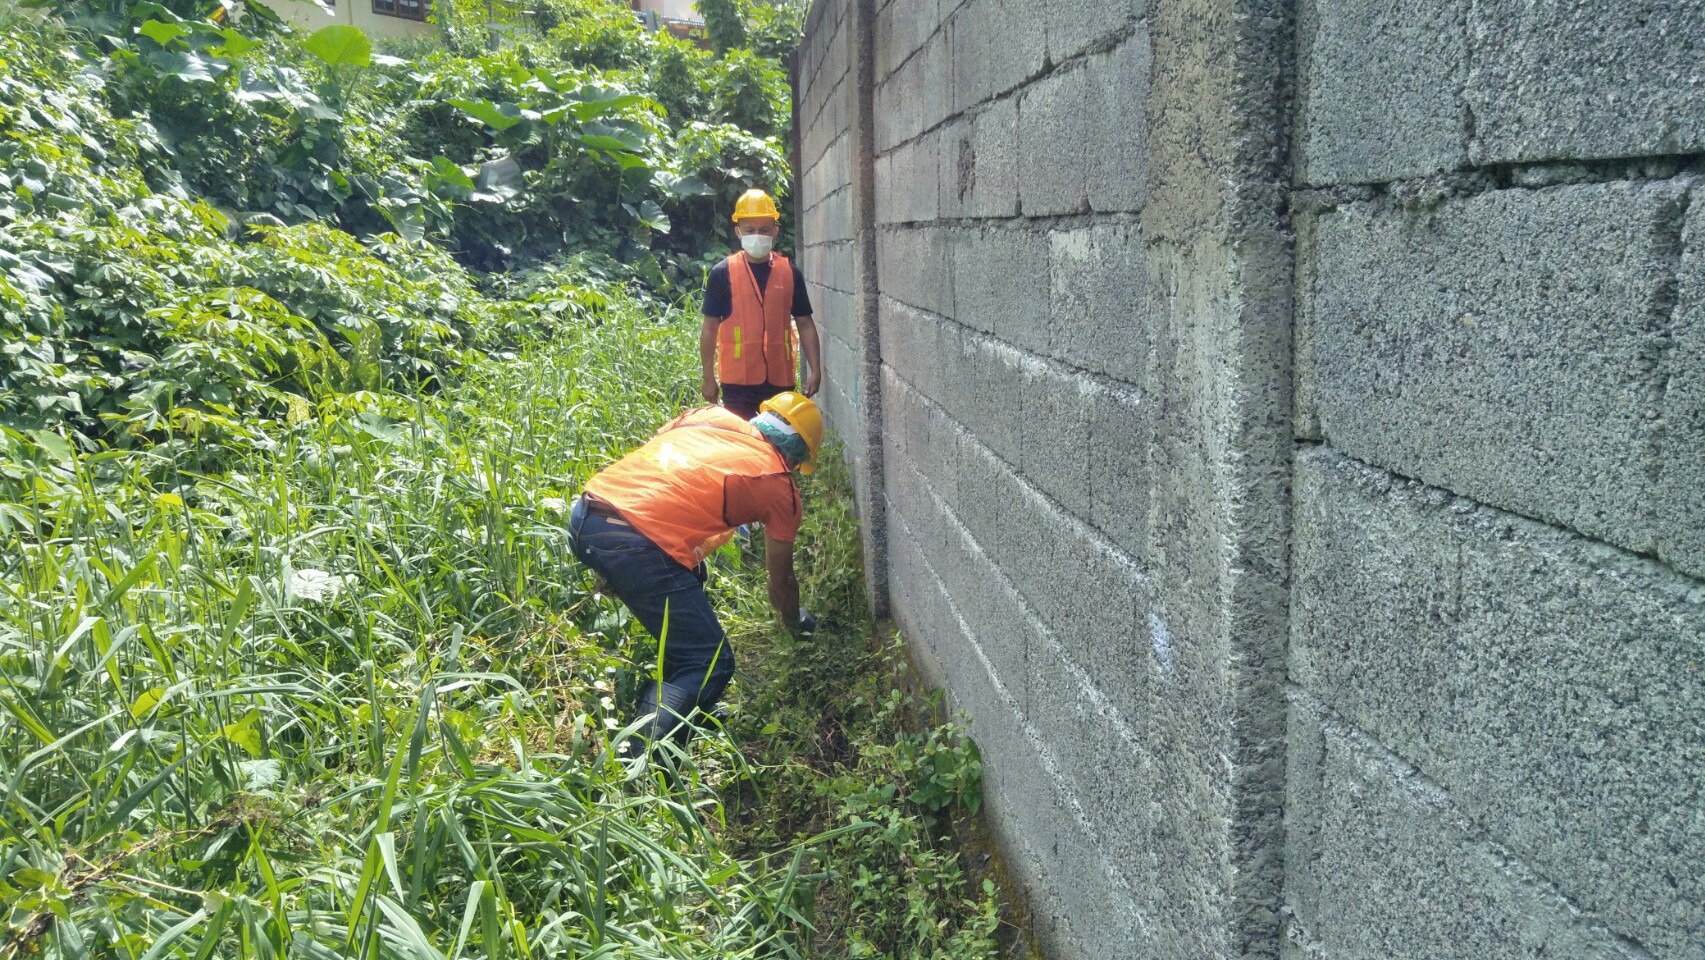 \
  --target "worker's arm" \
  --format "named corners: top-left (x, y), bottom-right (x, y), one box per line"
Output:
top-left (699, 314), bottom-right (720, 403)
top-left (764, 535), bottom-right (802, 634)
top-left (795, 315), bottom-right (822, 398)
